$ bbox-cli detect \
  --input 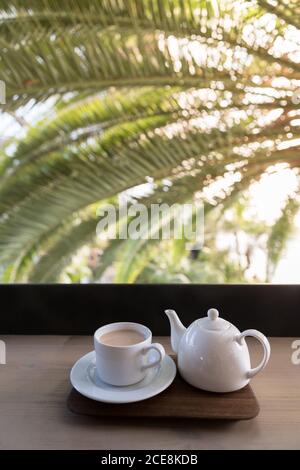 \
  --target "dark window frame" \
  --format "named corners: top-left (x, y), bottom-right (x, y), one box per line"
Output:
top-left (0, 283), bottom-right (299, 336)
